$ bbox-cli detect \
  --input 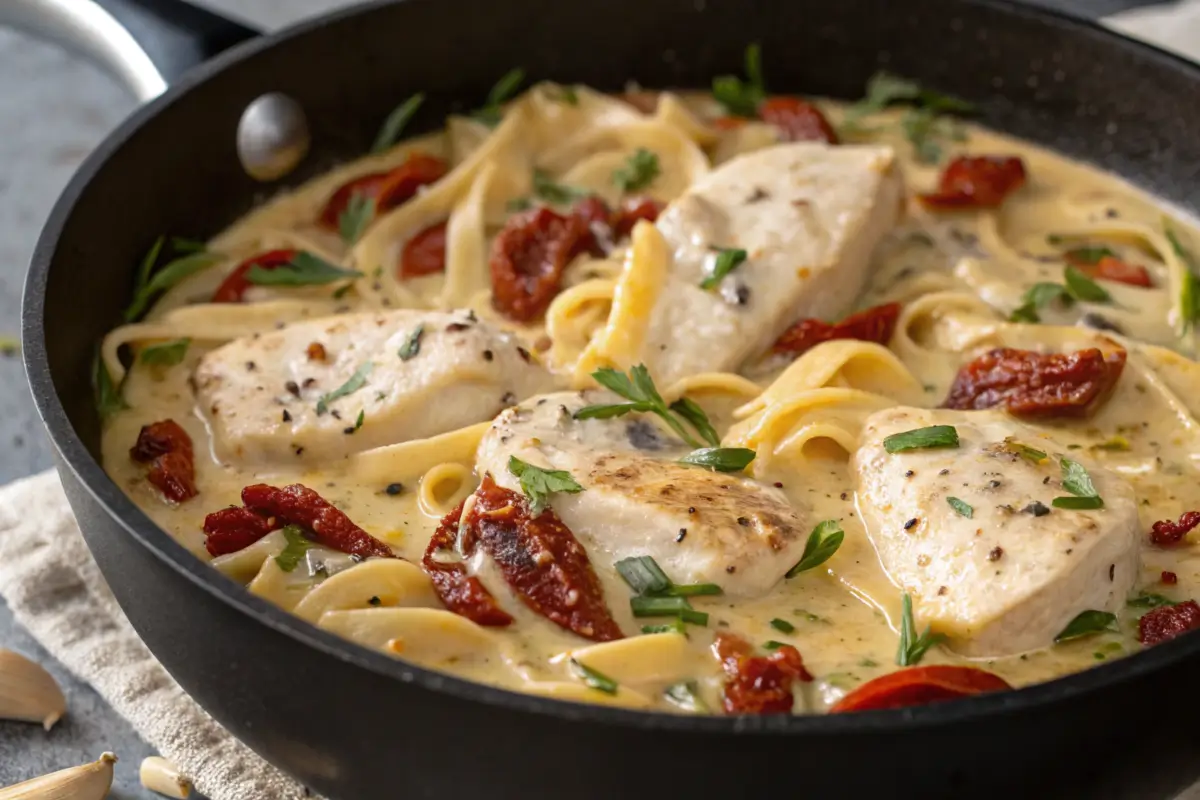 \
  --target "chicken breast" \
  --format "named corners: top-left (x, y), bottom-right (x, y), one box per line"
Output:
top-left (636, 143), bottom-right (904, 384)
top-left (853, 407), bottom-right (1140, 657)
top-left (195, 309), bottom-right (557, 464)
top-left (475, 390), bottom-right (810, 596)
